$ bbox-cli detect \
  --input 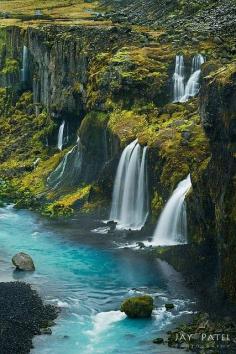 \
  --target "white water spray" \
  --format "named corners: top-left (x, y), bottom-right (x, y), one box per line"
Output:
top-left (47, 137), bottom-right (82, 190)
top-left (180, 54), bottom-right (205, 102)
top-left (58, 121), bottom-right (65, 151)
top-left (173, 55), bottom-right (185, 102)
top-left (152, 174), bottom-right (192, 246)
top-left (21, 46), bottom-right (29, 82)
top-left (110, 139), bottom-right (149, 230)
top-left (173, 54), bottom-right (204, 102)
